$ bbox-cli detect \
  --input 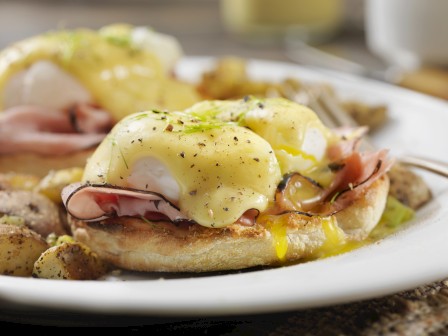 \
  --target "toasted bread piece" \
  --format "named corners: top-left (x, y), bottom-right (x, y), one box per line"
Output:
top-left (69, 176), bottom-right (389, 273)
